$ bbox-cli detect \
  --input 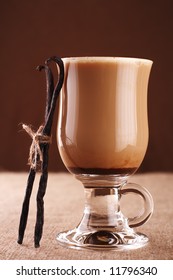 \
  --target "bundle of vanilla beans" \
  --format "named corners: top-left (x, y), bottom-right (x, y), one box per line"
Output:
top-left (17, 56), bottom-right (64, 247)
